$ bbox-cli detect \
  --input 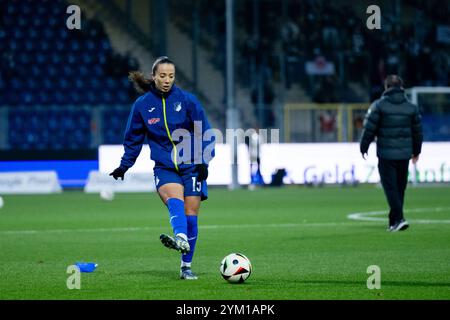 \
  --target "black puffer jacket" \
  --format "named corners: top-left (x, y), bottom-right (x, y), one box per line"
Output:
top-left (360, 87), bottom-right (423, 160)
